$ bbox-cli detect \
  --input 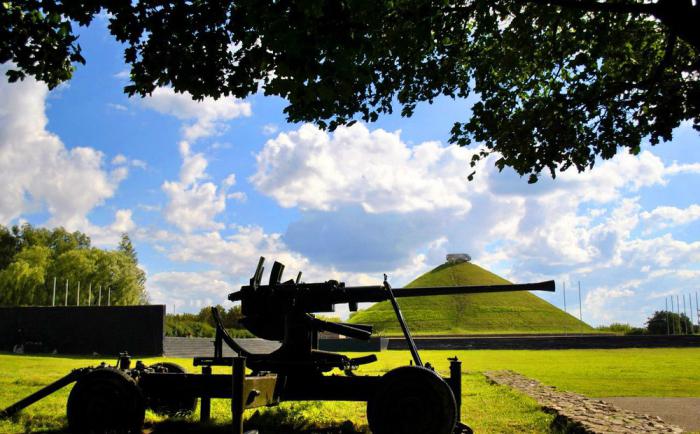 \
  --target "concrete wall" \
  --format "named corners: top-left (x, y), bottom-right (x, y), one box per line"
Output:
top-left (0, 305), bottom-right (165, 356)
top-left (319, 337), bottom-right (388, 352)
